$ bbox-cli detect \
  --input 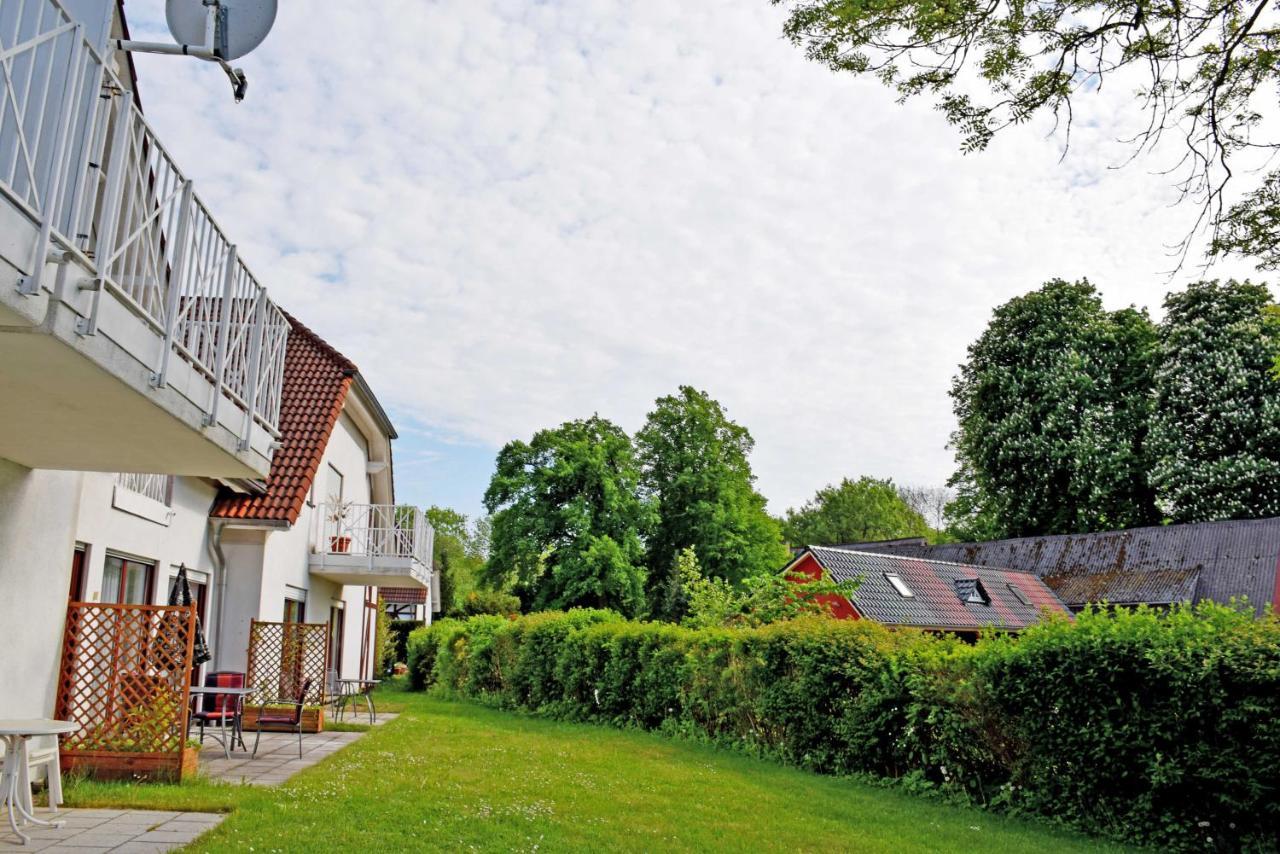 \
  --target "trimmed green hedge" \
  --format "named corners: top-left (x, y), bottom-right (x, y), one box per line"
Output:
top-left (406, 604), bottom-right (1280, 851)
